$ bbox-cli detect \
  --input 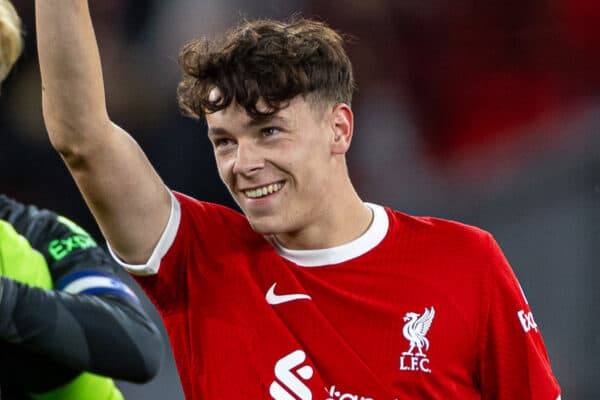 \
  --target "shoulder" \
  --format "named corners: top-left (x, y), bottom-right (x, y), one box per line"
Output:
top-left (0, 194), bottom-right (39, 223)
top-left (382, 207), bottom-right (499, 269)
top-left (172, 191), bottom-right (260, 244)
top-left (174, 191), bottom-right (245, 222)
top-left (386, 207), bottom-right (492, 244)
top-left (0, 195), bottom-right (60, 236)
